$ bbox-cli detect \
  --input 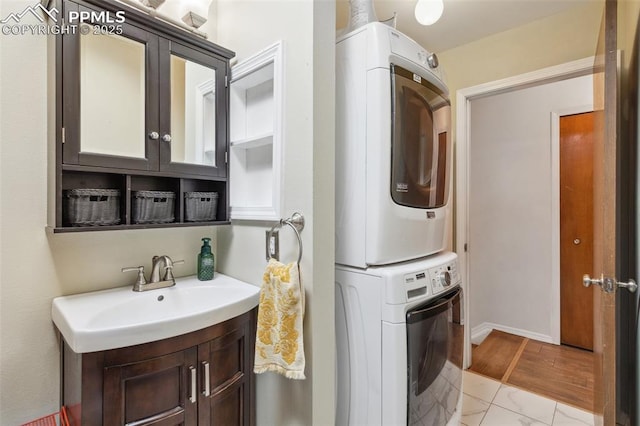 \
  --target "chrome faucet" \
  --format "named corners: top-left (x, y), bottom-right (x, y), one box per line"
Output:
top-left (122, 255), bottom-right (184, 292)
